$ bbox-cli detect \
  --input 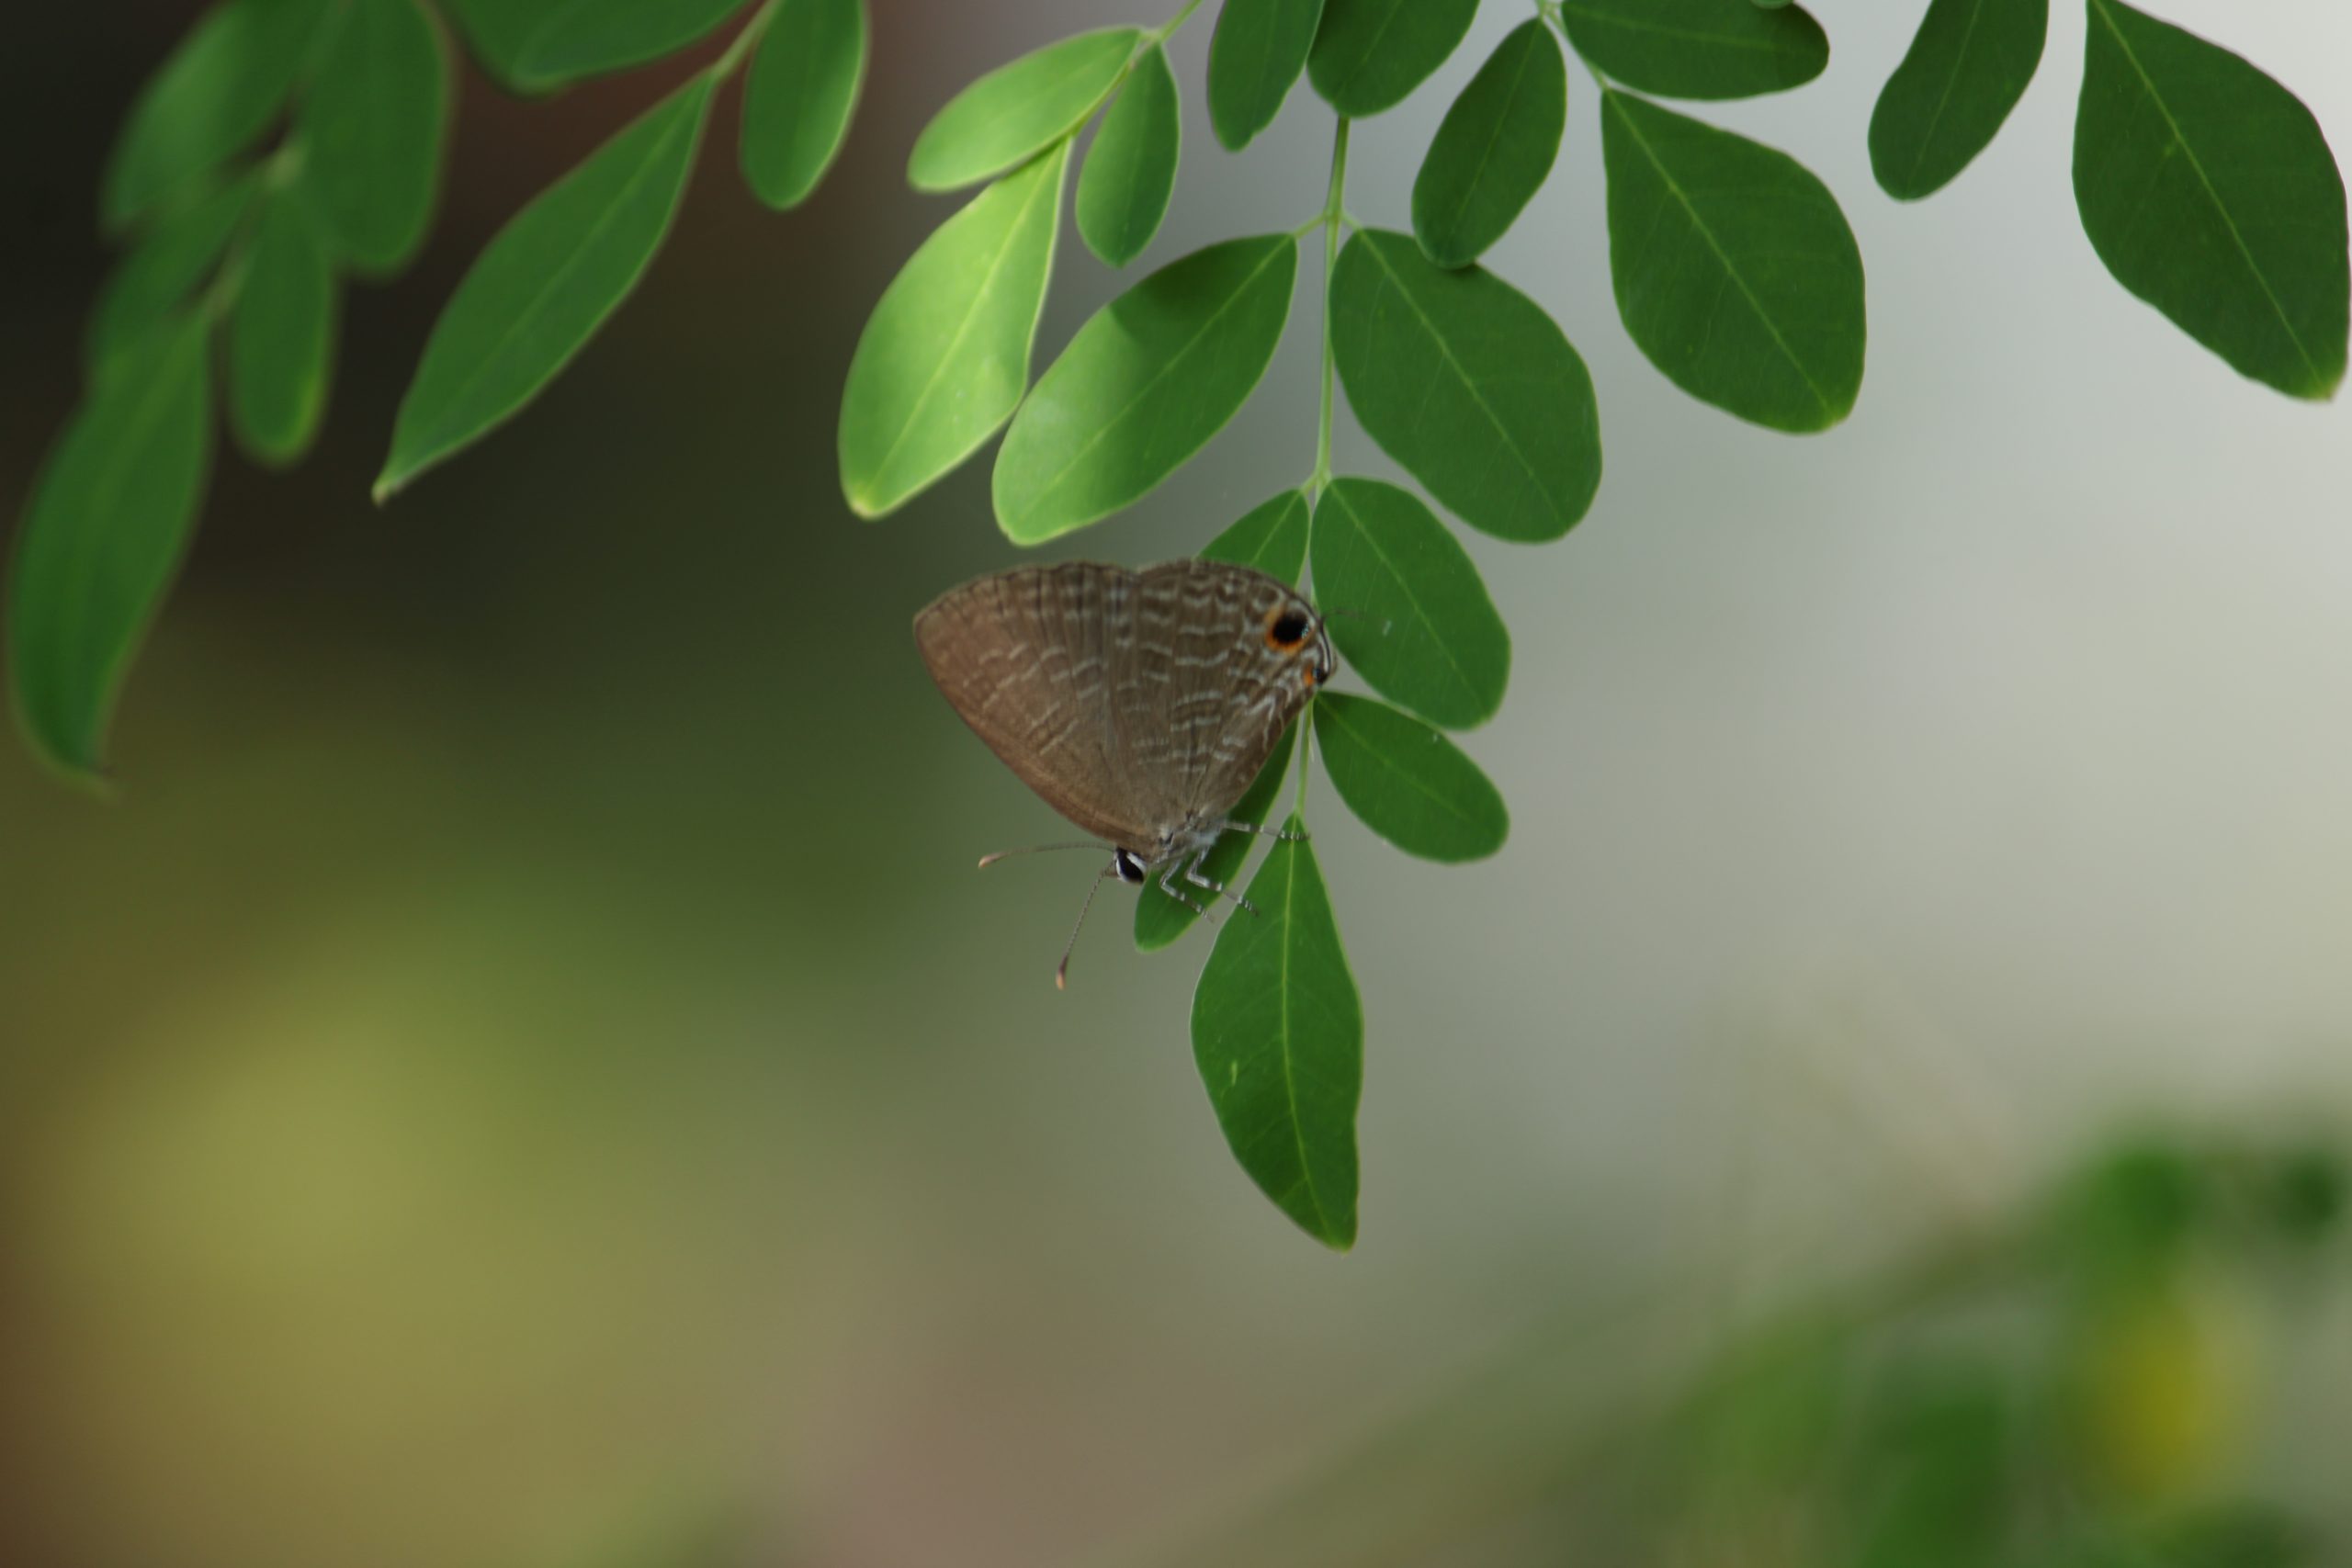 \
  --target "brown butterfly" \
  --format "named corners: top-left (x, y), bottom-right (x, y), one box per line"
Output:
top-left (915, 559), bottom-right (1334, 986)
